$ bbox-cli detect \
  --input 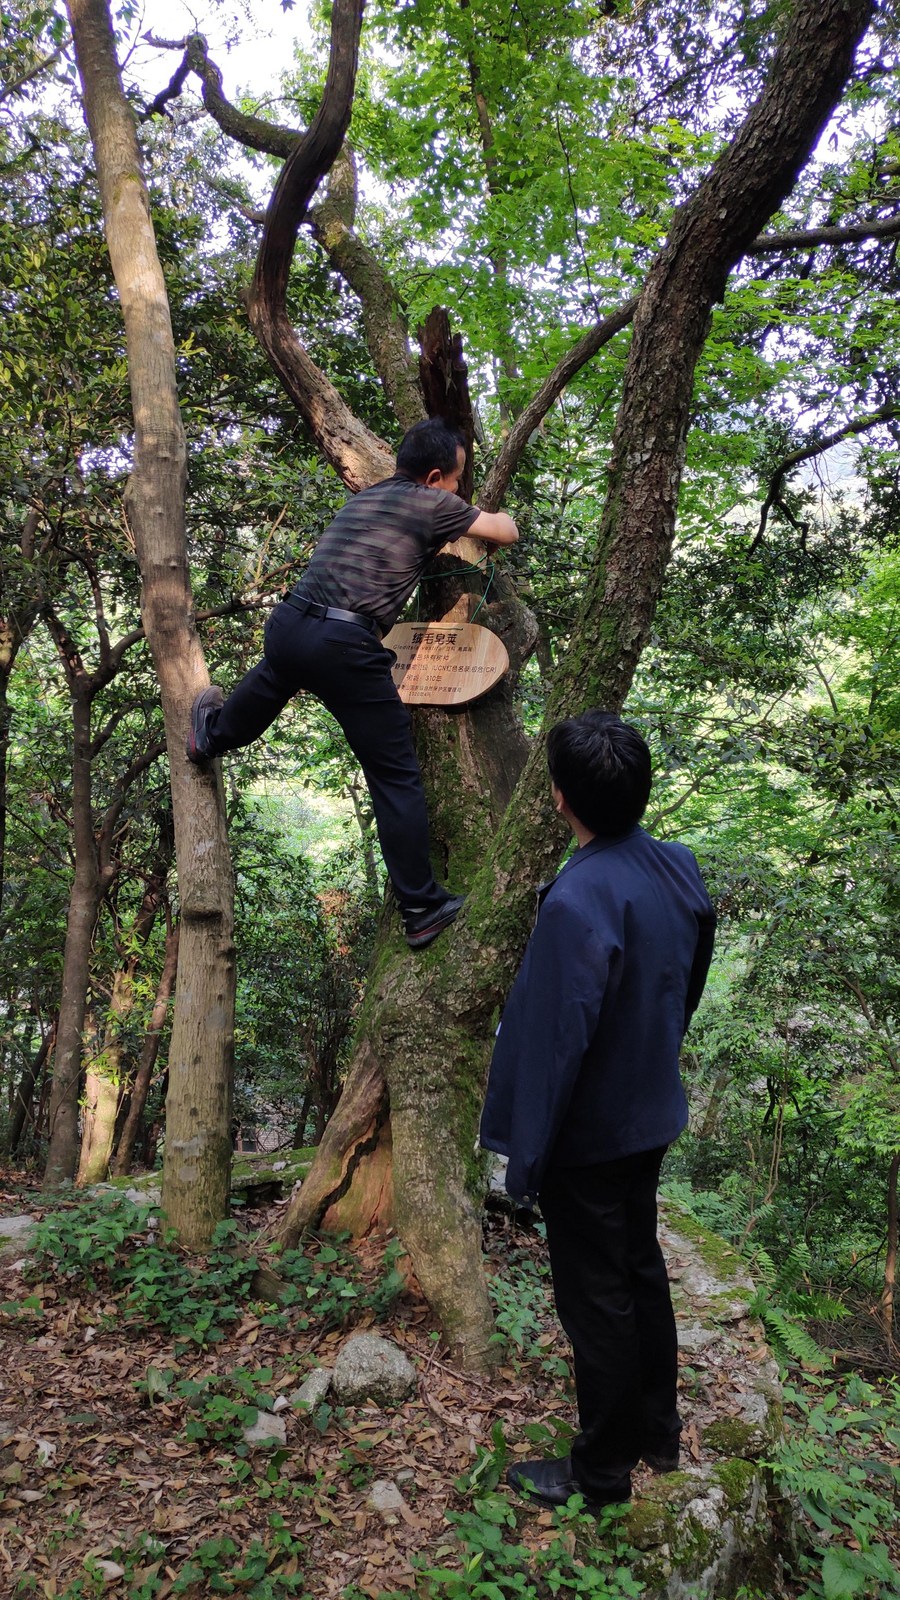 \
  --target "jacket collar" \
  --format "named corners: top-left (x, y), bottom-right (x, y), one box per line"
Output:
top-left (535, 826), bottom-right (641, 904)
